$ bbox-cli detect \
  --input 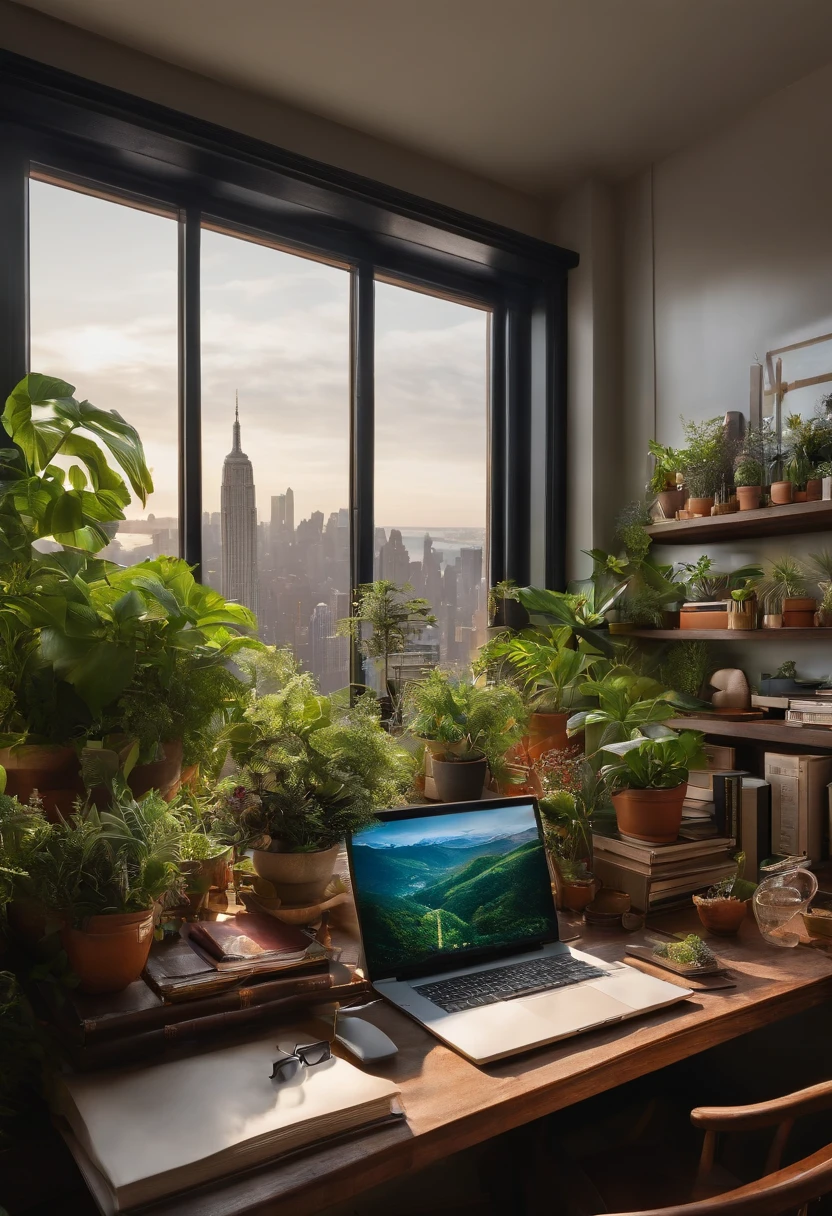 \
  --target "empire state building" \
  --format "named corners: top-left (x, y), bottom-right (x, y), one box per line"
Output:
top-left (221, 400), bottom-right (258, 615)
